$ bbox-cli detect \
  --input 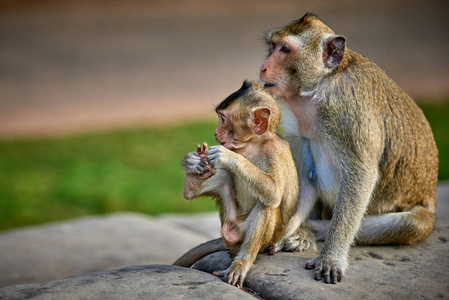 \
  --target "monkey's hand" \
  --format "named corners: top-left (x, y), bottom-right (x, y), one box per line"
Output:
top-left (305, 255), bottom-right (344, 284)
top-left (207, 145), bottom-right (239, 168)
top-left (212, 259), bottom-right (250, 288)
